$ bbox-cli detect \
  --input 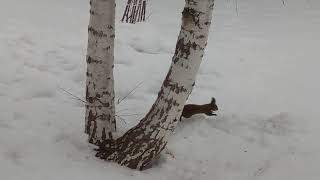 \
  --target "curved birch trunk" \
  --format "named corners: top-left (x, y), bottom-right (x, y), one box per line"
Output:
top-left (97, 0), bottom-right (215, 170)
top-left (85, 0), bottom-right (116, 146)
